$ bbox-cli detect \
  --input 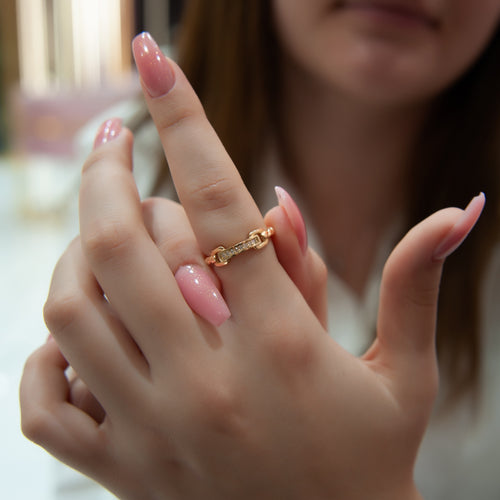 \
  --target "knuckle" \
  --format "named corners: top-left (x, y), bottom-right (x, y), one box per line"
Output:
top-left (403, 283), bottom-right (439, 310)
top-left (157, 98), bottom-right (204, 132)
top-left (189, 175), bottom-right (238, 214)
top-left (158, 235), bottom-right (196, 261)
top-left (141, 196), bottom-right (162, 221)
top-left (259, 318), bottom-right (318, 379)
top-left (22, 349), bottom-right (42, 377)
top-left (82, 141), bottom-right (131, 176)
top-left (270, 331), bottom-right (316, 373)
top-left (21, 406), bottom-right (53, 445)
top-left (190, 377), bottom-right (246, 437)
top-left (83, 219), bottom-right (136, 264)
top-left (43, 291), bottom-right (83, 335)
top-left (142, 197), bottom-right (184, 225)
